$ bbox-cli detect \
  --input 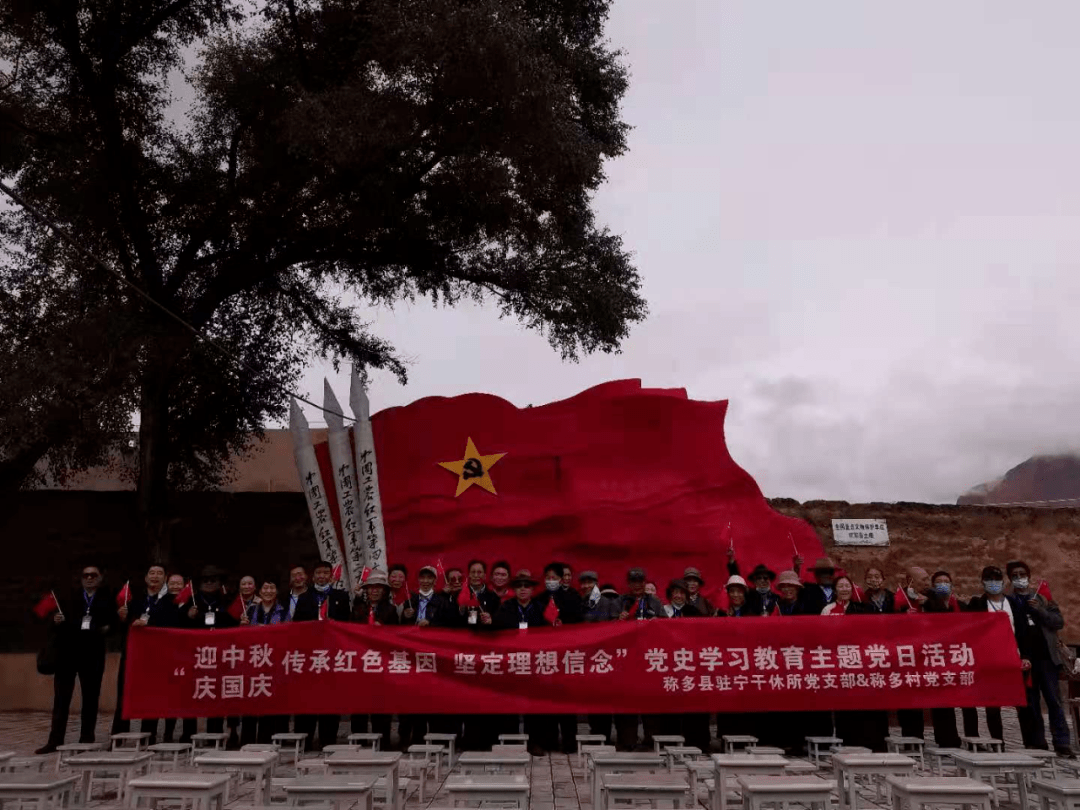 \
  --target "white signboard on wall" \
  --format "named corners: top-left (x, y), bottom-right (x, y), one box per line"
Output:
top-left (832, 518), bottom-right (889, 546)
